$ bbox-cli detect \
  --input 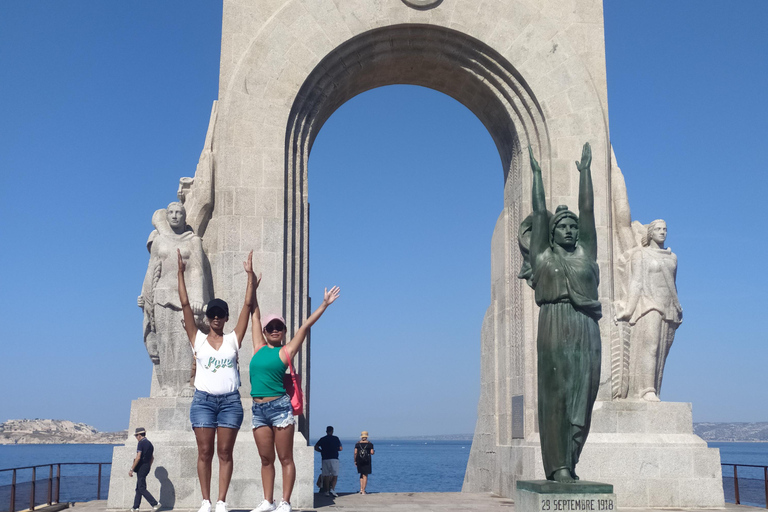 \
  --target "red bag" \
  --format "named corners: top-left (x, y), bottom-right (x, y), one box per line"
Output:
top-left (281, 347), bottom-right (304, 416)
